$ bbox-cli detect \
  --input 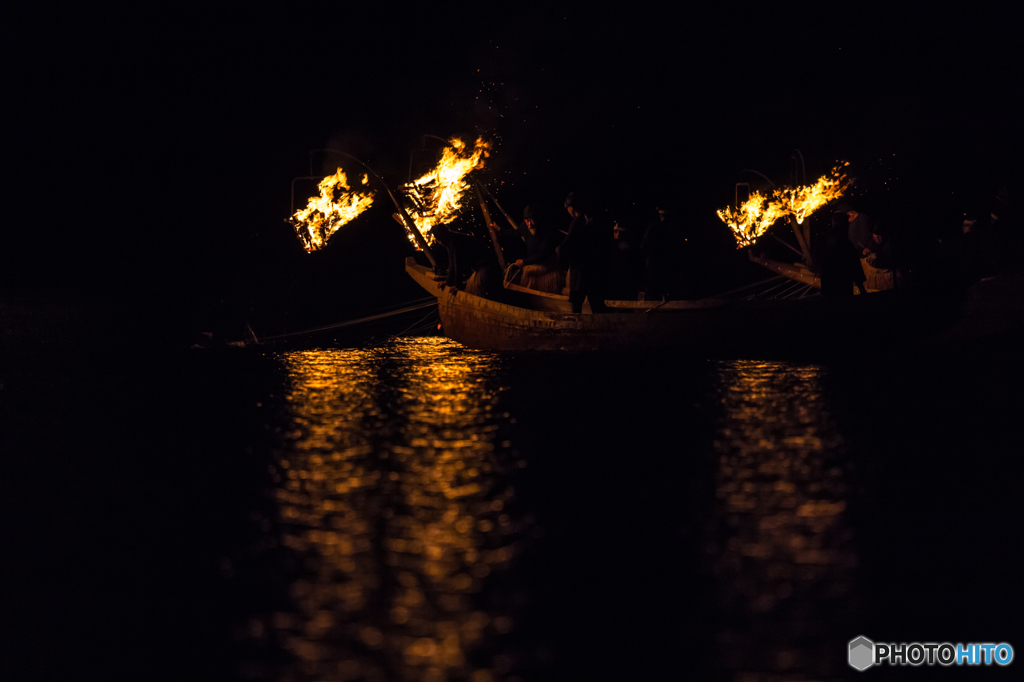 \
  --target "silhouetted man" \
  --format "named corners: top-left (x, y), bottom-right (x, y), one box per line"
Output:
top-left (558, 192), bottom-right (610, 313)
top-left (833, 202), bottom-right (875, 257)
top-left (609, 222), bottom-right (641, 300)
top-left (641, 206), bottom-right (684, 300)
top-left (815, 209), bottom-right (867, 298)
